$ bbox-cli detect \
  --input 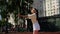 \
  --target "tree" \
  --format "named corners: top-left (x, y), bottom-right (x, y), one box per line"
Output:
top-left (0, 0), bottom-right (33, 32)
